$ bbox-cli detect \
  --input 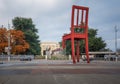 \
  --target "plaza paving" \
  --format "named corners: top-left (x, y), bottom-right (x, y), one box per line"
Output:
top-left (0, 60), bottom-right (120, 84)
